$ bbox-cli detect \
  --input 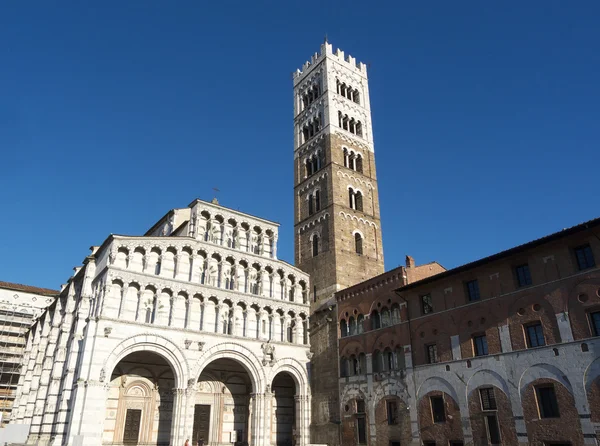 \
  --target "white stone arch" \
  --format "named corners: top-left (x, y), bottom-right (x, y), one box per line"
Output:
top-left (583, 356), bottom-right (600, 393)
top-left (269, 357), bottom-right (309, 396)
top-left (101, 333), bottom-right (189, 389)
top-left (417, 376), bottom-right (460, 405)
top-left (192, 342), bottom-right (265, 393)
top-left (372, 377), bottom-right (404, 407)
top-left (352, 229), bottom-right (364, 238)
top-left (519, 363), bottom-right (574, 401)
top-left (466, 369), bottom-right (510, 399)
top-left (340, 383), bottom-right (368, 406)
